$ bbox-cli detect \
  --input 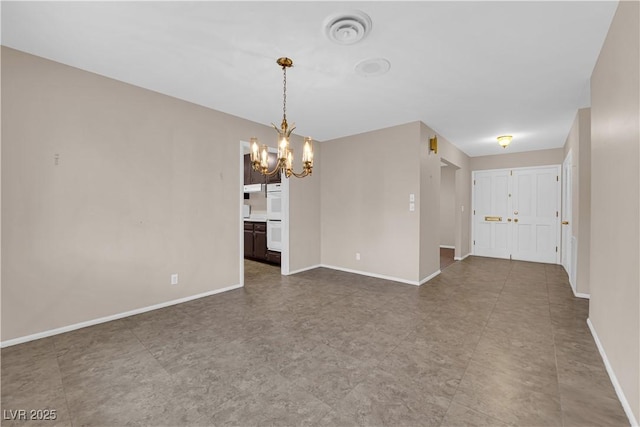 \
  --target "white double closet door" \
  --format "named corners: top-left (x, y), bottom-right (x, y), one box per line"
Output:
top-left (472, 165), bottom-right (561, 264)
